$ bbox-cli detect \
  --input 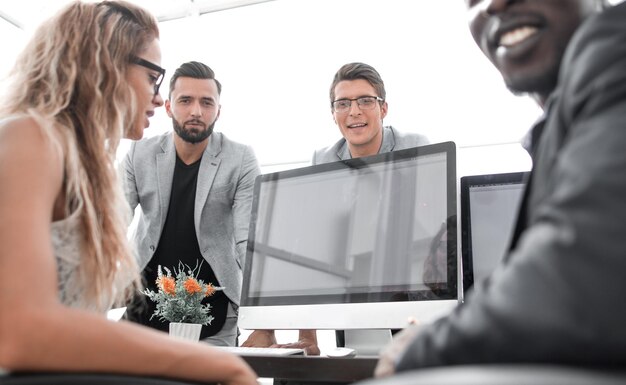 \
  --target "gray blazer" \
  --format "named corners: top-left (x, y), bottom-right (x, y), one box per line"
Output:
top-left (122, 132), bottom-right (260, 307)
top-left (312, 126), bottom-right (429, 164)
top-left (397, 2), bottom-right (626, 369)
